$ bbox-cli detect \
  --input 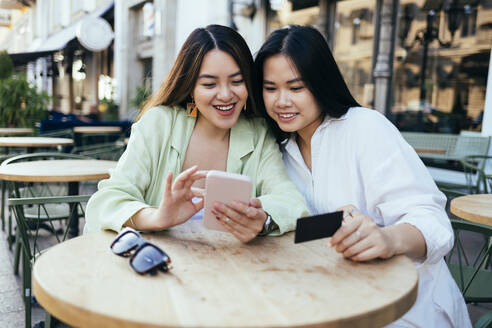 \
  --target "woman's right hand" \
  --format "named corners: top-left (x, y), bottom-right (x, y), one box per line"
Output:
top-left (152, 166), bottom-right (206, 229)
